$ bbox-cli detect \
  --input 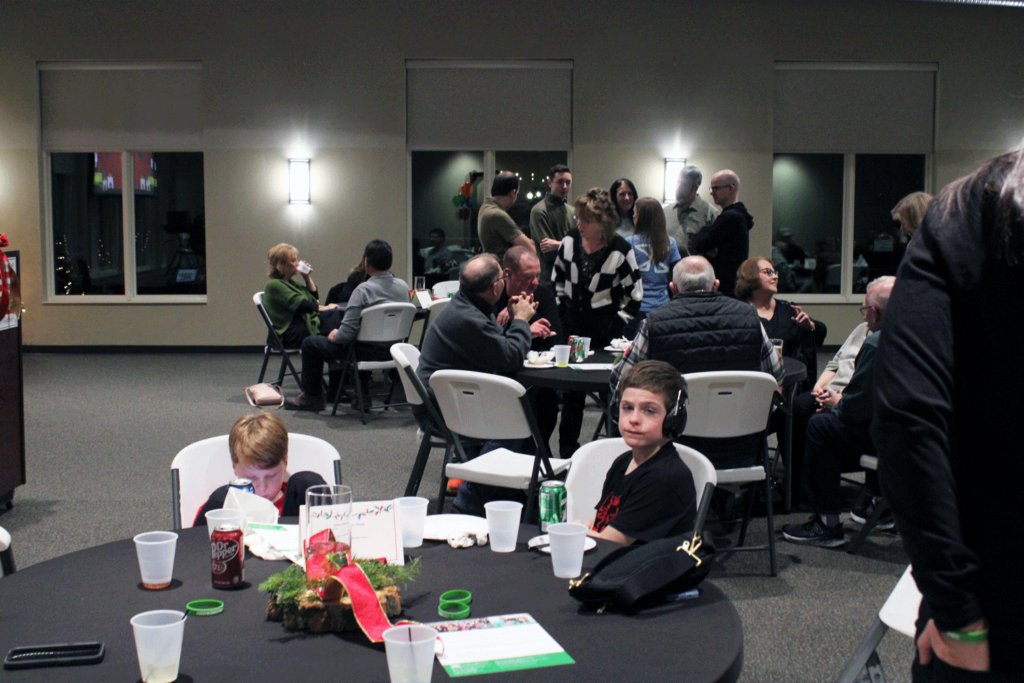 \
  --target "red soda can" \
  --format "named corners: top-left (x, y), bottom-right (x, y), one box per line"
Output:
top-left (211, 523), bottom-right (244, 589)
